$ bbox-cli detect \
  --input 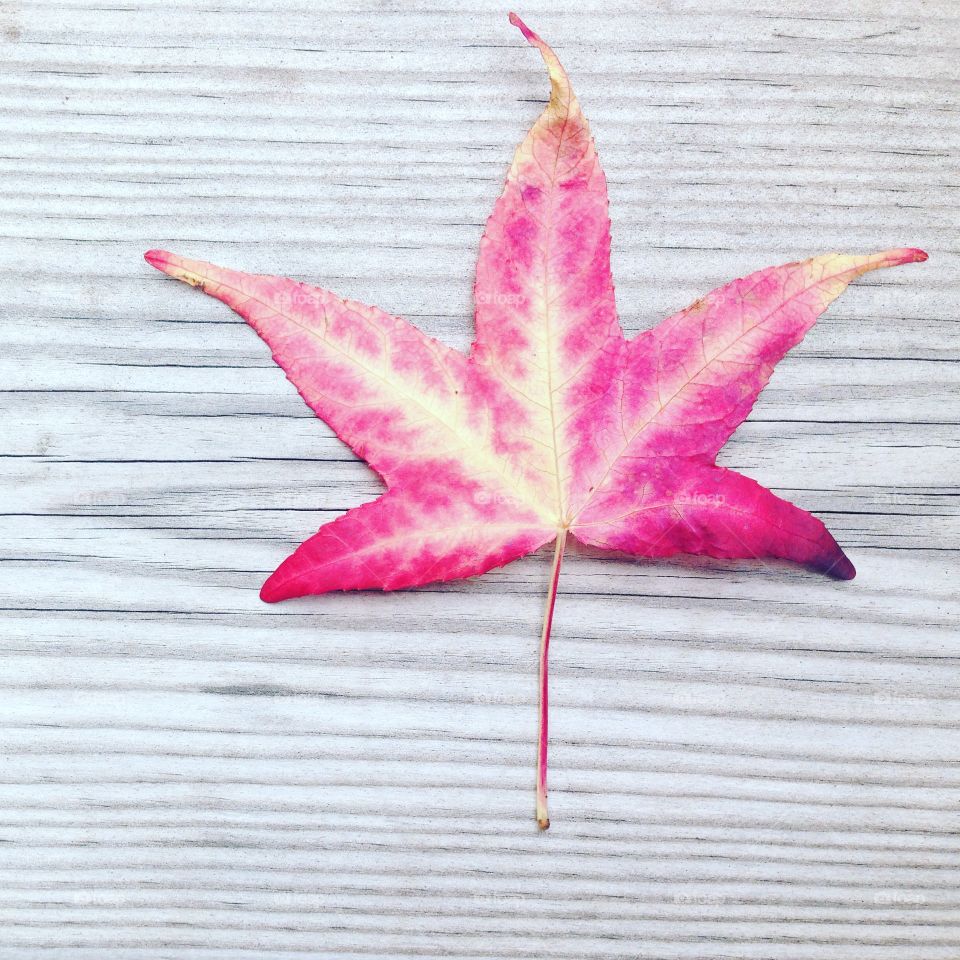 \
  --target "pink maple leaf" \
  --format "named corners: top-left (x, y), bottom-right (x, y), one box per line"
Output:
top-left (145, 13), bottom-right (927, 829)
